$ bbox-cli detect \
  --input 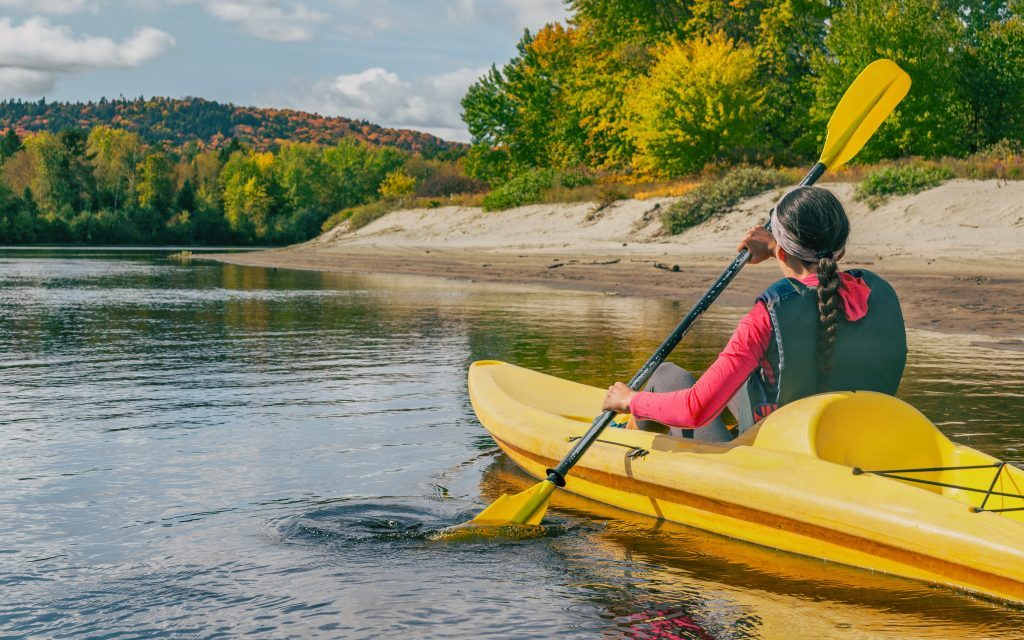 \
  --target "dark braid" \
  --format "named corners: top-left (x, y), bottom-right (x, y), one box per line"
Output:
top-left (774, 187), bottom-right (850, 391)
top-left (815, 255), bottom-right (841, 389)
